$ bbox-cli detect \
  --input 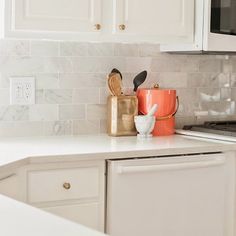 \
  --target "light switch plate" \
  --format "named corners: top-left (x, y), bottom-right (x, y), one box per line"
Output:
top-left (10, 77), bottom-right (35, 105)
